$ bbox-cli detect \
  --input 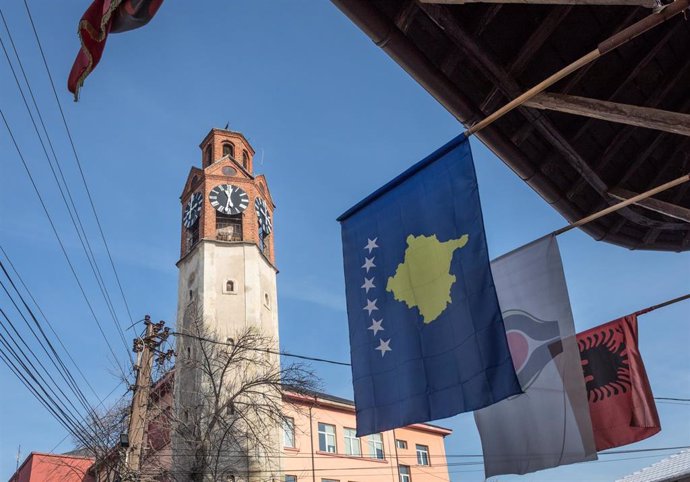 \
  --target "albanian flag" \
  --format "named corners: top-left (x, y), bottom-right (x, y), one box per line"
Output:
top-left (577, 314), bottom-right (660, 451)
top-left (68, 0), bottom-right (164, 100)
